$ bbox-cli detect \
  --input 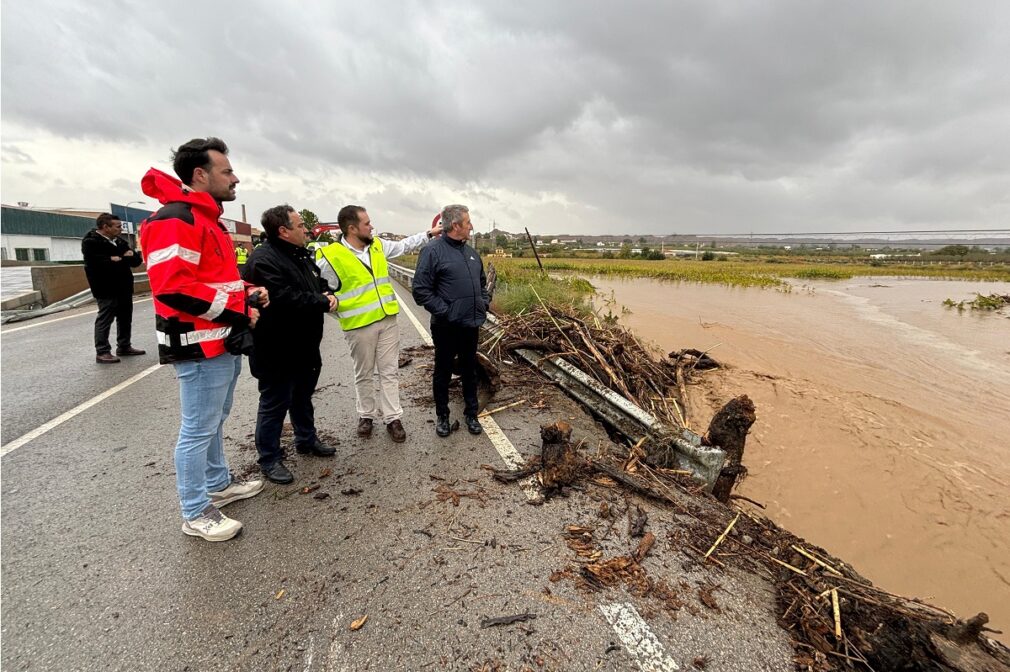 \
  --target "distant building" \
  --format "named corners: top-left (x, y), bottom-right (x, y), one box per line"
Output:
top-left (1, 206), bottom-right (115, 262)
top-left (1, 203), bottom-right (253, 260)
